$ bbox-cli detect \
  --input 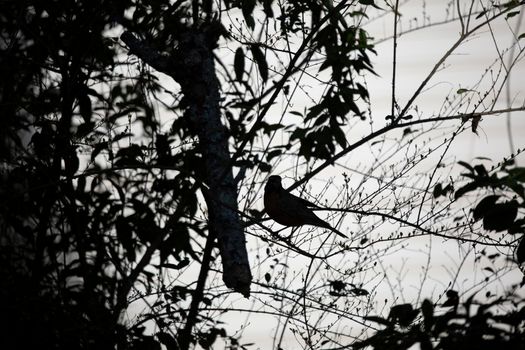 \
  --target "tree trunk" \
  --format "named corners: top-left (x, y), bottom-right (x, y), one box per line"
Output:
top-left (120, 28), bottom-right (251, 297)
